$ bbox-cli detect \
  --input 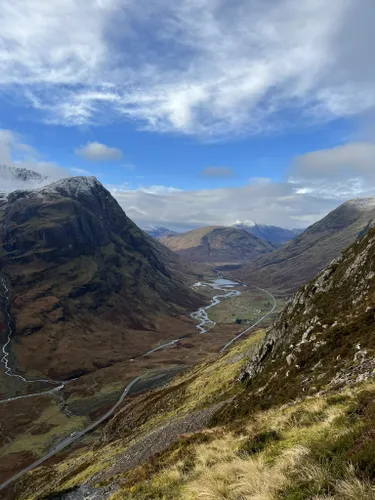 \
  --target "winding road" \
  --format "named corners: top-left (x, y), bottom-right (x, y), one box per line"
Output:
top-left (0, 277), bottom-right (276, 492)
